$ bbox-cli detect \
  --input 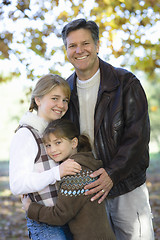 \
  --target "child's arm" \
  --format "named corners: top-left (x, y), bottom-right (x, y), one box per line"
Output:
top-left (21, 169), bottom-right (95, 225)
top-left (21, 189), bottom-right (87, 226)
top-left (59, 159), bottom-right (81, 177)
top-left (10, 128), bottom-right (60, 195)
top-left (10, 129), bottom-right (81, 195)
